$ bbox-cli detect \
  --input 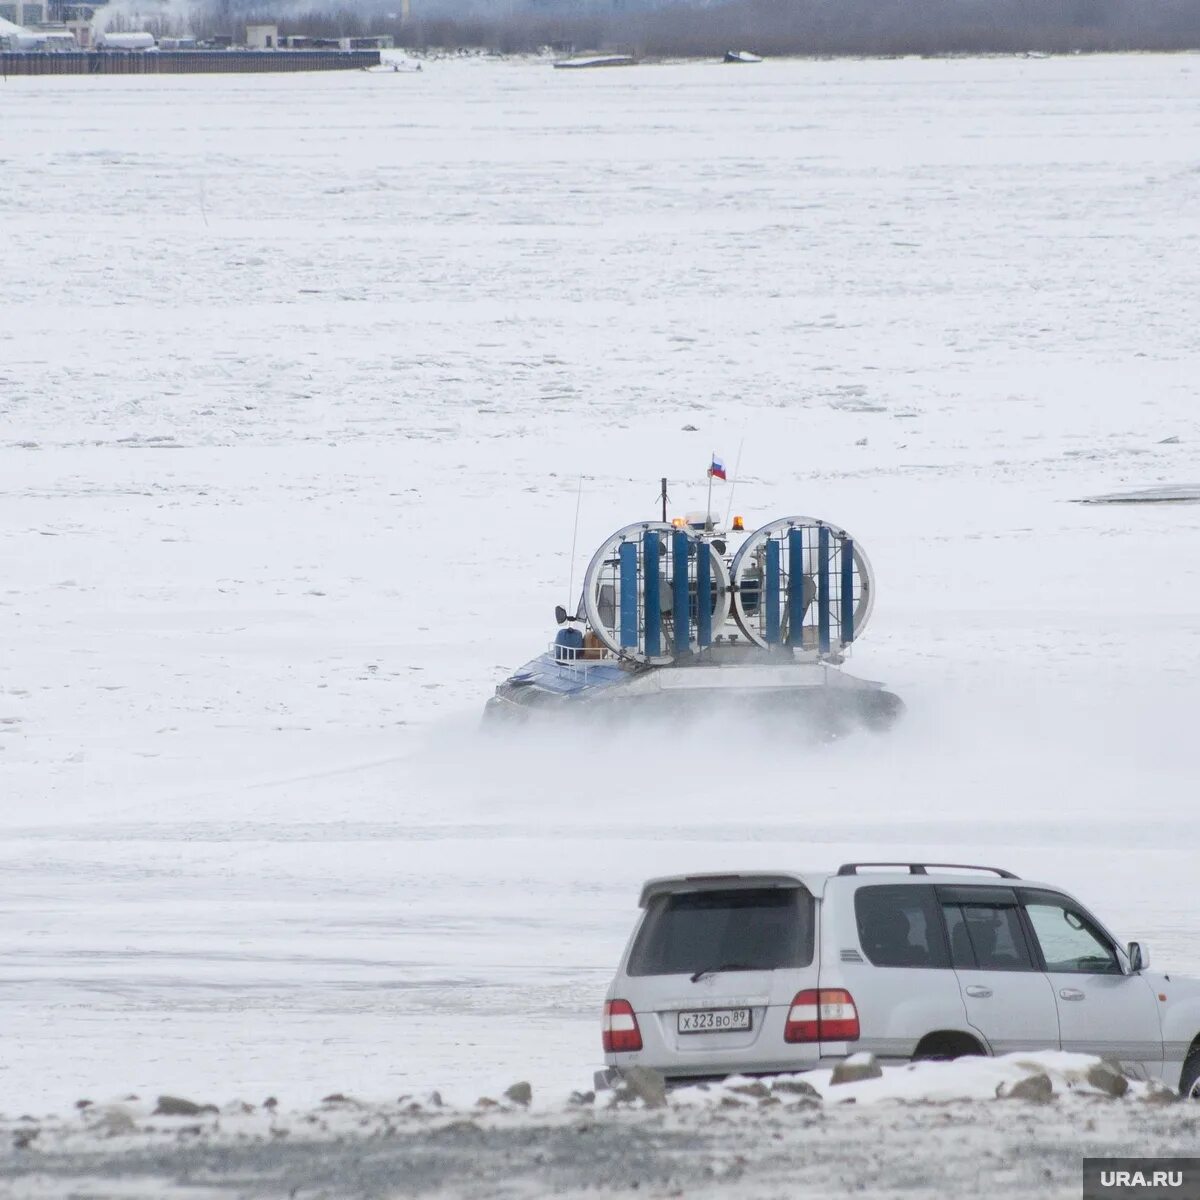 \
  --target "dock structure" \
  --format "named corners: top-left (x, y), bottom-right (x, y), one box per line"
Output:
top-left (0, 49), bottom-right (381, 74)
